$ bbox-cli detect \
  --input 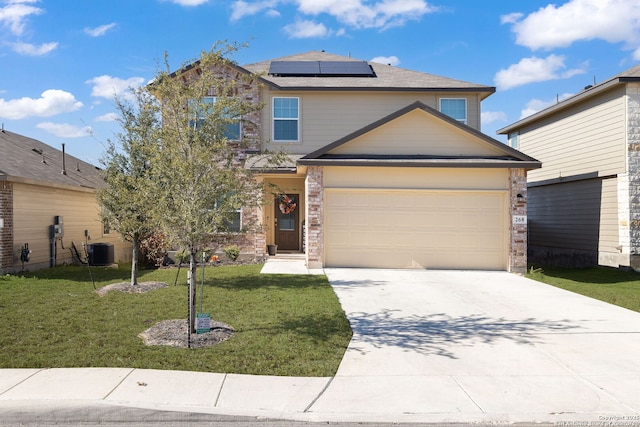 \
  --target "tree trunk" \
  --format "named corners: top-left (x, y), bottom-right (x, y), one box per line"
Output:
top-left (188, 248), bottom-right (197, 336)
top-left (131, 234), bottom-right (139, 287)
